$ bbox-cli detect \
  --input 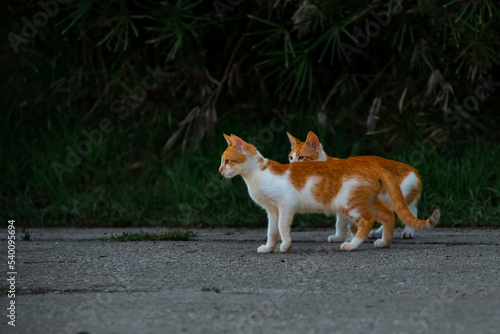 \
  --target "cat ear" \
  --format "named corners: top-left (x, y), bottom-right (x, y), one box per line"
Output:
top-left (230, 134), bottom-right (256, 155)
top-left (223, 134), bottom-right (233, 146)
top-left (305, 131), bottom-right (320, 150)
top-left (287, 132), bottom-right (299, 147)
top-left (230, 134), bottom-right (247, 154)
